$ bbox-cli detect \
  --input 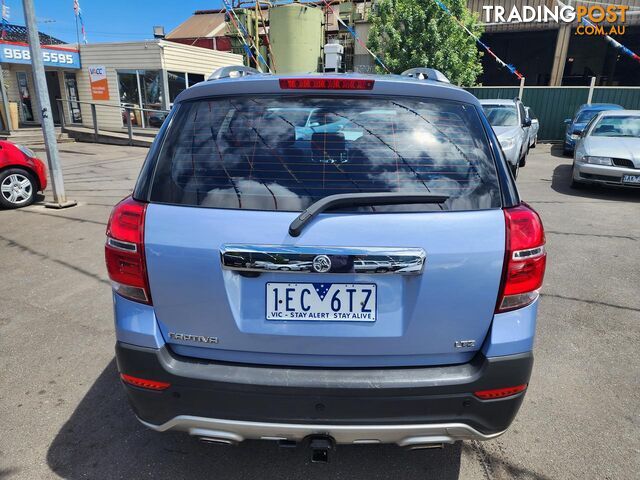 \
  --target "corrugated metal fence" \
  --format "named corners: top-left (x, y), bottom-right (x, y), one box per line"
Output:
top-left (466, 87), bottom-right (640, 141)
